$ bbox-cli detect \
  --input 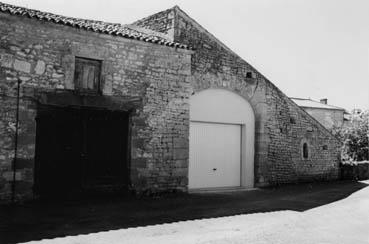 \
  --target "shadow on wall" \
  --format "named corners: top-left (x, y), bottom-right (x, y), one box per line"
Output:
top-left (0, 180), bottom-right (368, 244)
